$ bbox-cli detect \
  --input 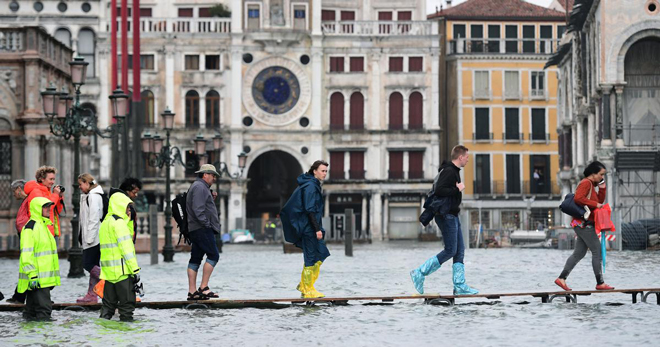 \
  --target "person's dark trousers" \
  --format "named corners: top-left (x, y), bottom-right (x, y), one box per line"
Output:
top-left (0, 291), bottom-right (4, 301)
top-left (434, 214), bottom-right (465, 265)
top-left (23, 287), bottom-right (53, 321)
top-left (100, 277), bottom-right (136, 321)
top-left (10, 285), bottom-right (27, 304)
top-left (299, 232), bottom-right (331, 267)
